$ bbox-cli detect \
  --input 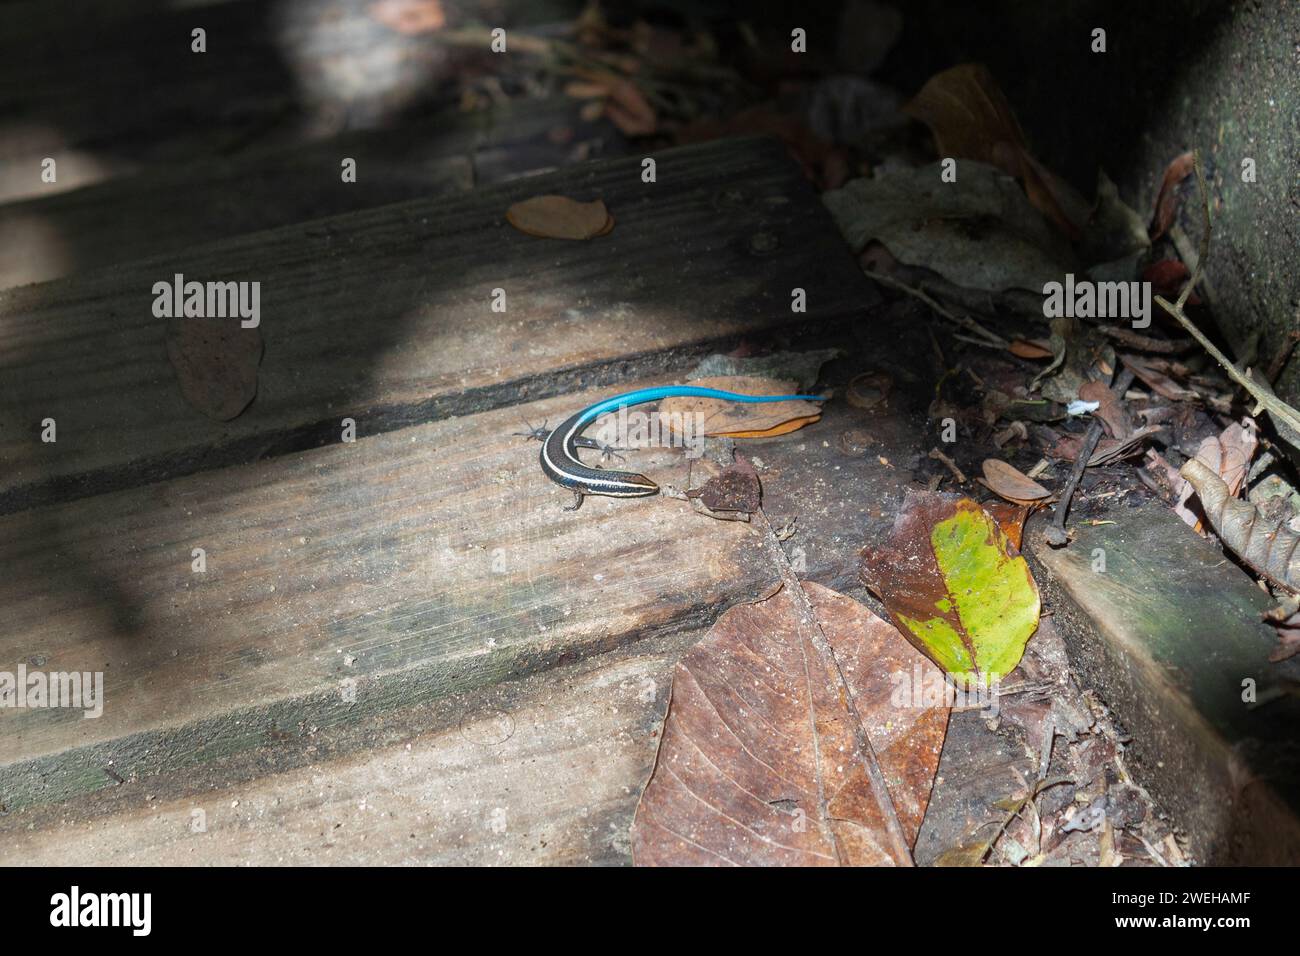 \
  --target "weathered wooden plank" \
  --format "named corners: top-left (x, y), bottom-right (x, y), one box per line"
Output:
top-left (0, 137), bottom-right (873, 512)
top-left (0, 631), bottom-right (683, 865)
top-left (0, 363), bottom-right (923, 812)
top-left (0, 0), bottom-right (303, 200)
top-left (1026, 501), bottom-right (1300, 863)
top-left (0, 97), bottom-right (620, 289)
top-left (0, 0), bottom-right (587, 201)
